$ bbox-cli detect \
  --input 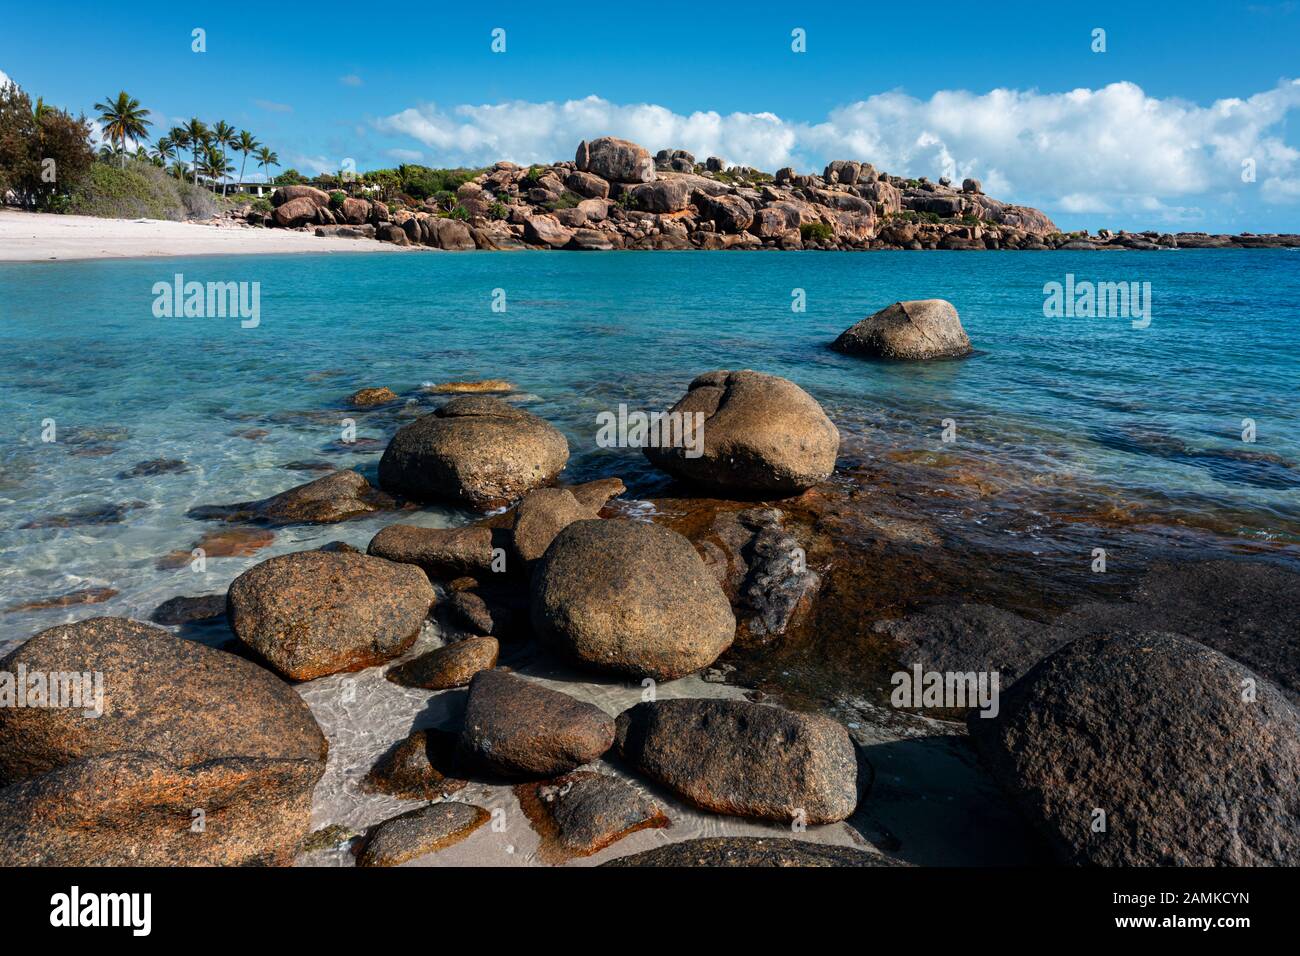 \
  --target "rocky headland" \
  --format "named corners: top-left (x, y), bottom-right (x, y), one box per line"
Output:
top-left (248, 135), bottom-right (1300, 252)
